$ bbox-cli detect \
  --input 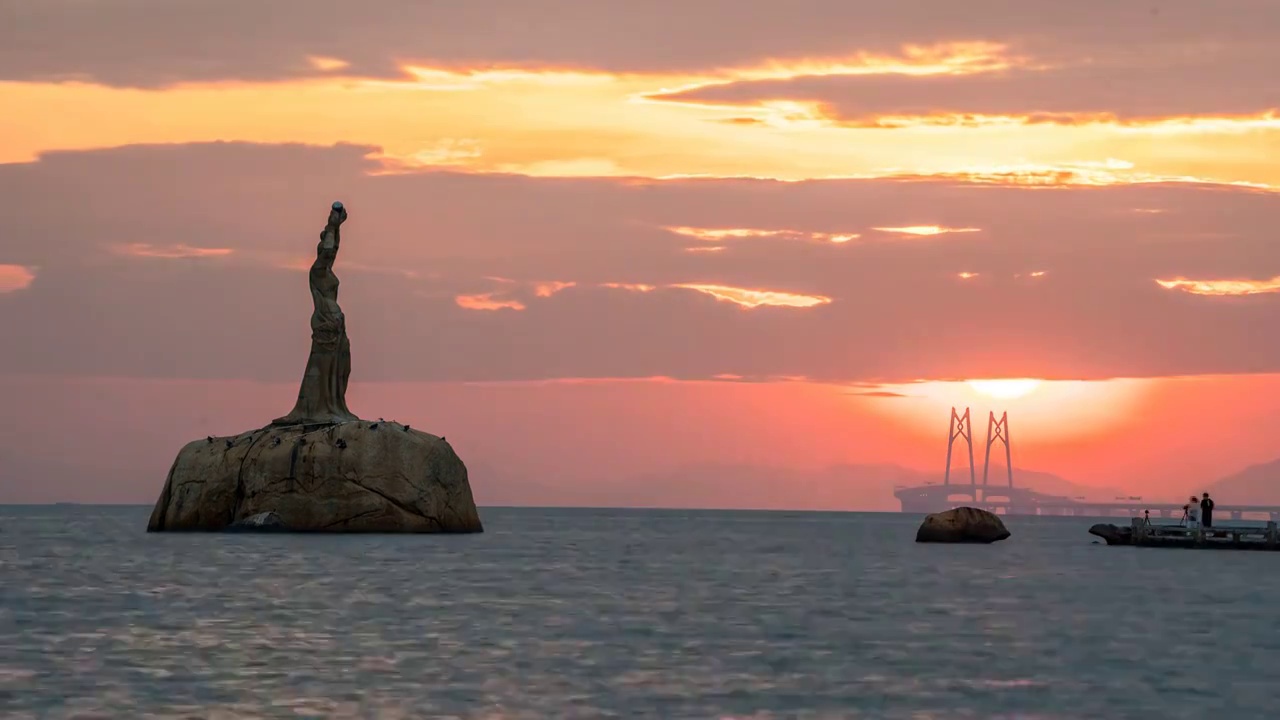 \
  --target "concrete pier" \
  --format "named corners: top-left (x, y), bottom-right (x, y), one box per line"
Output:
top-left (1090, 519), bottom-right (1280, 550)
